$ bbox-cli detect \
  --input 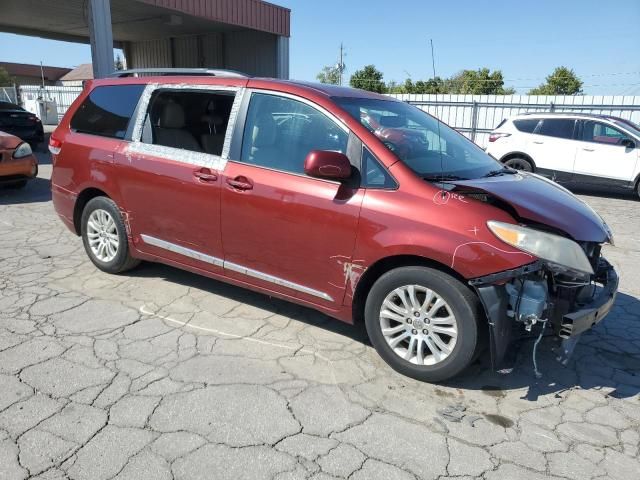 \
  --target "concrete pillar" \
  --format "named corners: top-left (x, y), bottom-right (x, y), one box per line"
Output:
top-left (276, 36), bottom-right (289, 79)
top-left (88, 0), bottom-right (114, 78)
